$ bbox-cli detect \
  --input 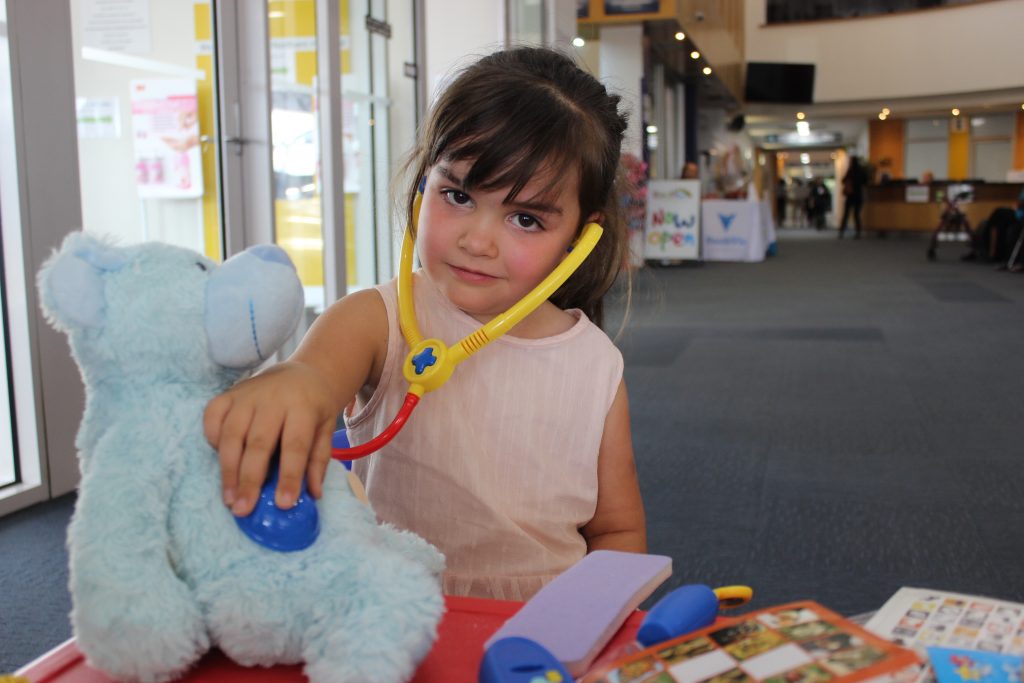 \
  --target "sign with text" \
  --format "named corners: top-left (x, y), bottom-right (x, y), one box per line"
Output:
top-left (130, 79), bottom-right (203, 199)
top-left (644, 180), bottom-right (701, 260)
top-left (701, 199), bottom-right (766, 262)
